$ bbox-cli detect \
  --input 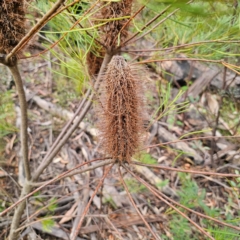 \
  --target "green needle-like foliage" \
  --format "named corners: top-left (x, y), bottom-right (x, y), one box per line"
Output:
top-left (138, 0), bottom-right (240, 62)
